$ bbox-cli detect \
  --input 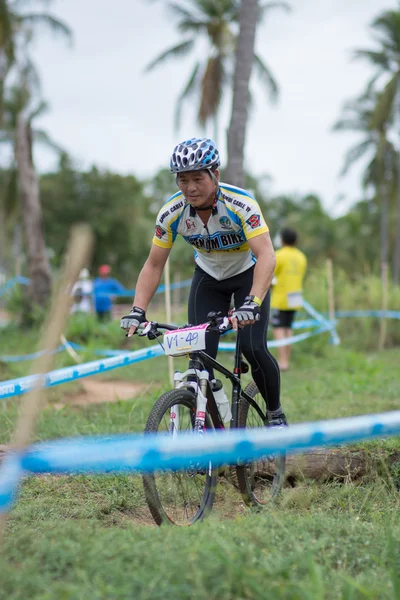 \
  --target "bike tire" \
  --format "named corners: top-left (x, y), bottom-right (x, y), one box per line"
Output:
top-left (236, 381), bottom-right (286, 507)
top-left (142, 388), bottom-right (218, 526)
